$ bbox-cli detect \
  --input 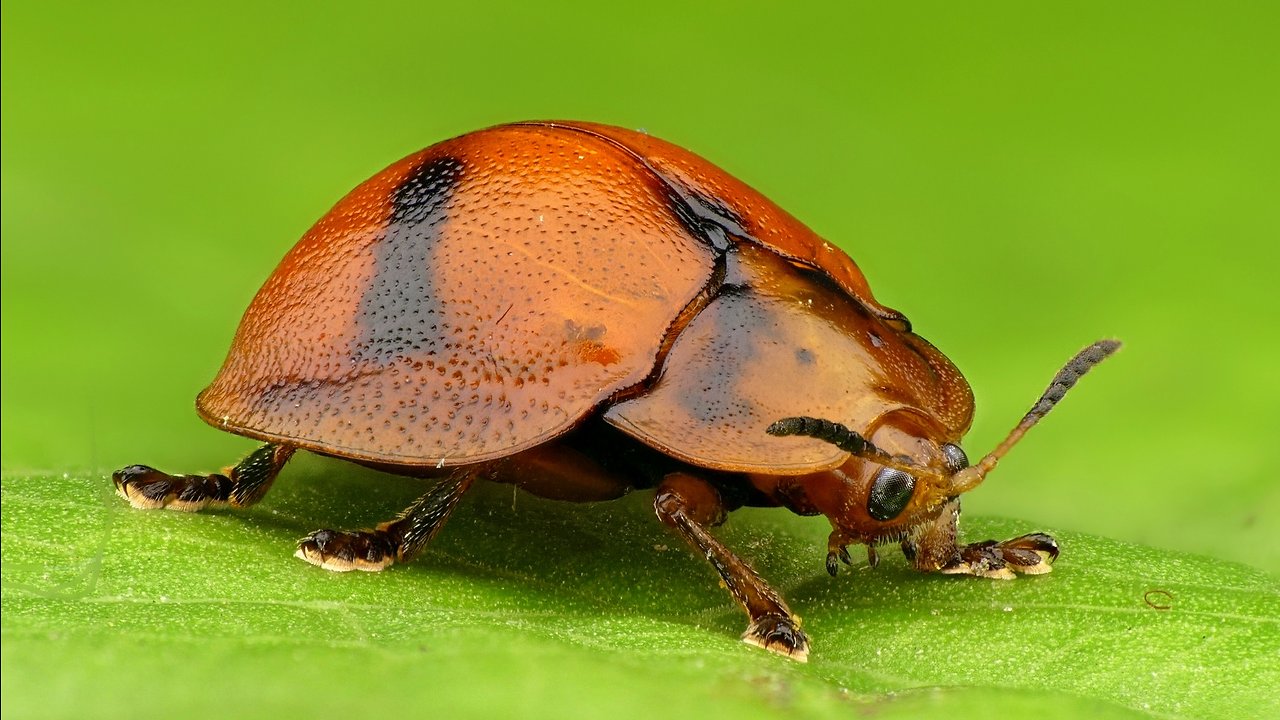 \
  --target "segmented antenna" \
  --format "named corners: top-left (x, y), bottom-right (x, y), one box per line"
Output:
top-left (766, 416), bottom-right (937, 477)
top-left (950, 339), bottom-right (1121, 493)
